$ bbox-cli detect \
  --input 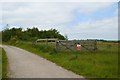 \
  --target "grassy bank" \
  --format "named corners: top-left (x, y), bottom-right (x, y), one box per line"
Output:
top-left (0, 48), bottom-right (7, 78)
top-left (0, 48), bottom-right (1, 78)
top-left (4, 41), bottom-right (118, 78)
